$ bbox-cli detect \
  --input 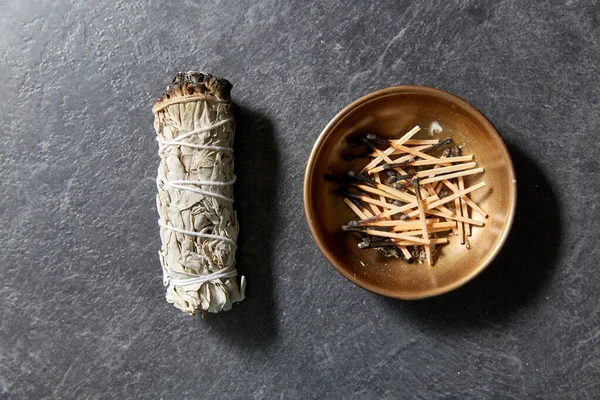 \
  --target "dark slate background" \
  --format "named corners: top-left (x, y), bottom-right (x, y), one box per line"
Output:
top-left (1, 1), bottom-right (598, 399)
